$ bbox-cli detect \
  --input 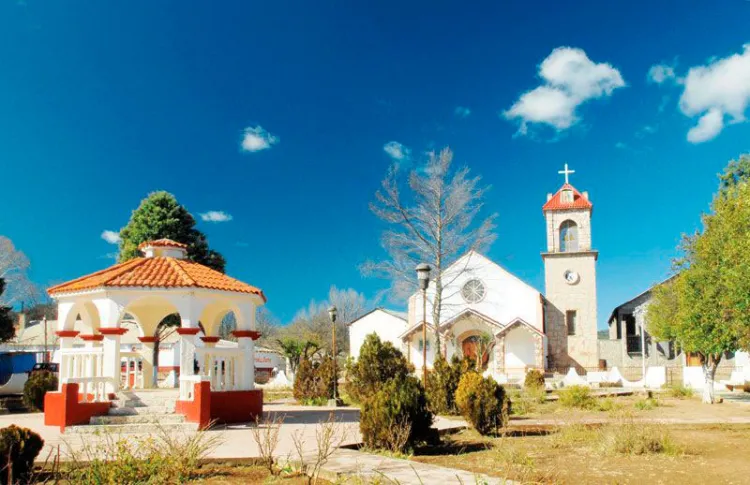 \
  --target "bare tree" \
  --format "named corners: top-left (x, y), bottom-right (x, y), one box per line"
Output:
top-left (0, 236), bottom-right (40, 308)
top-left (219, 307), bottom-right (279, 347)
top-left (363, 147), bottom-right (496, 352)
top-left (285, 286), bottom-right (369, 356)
